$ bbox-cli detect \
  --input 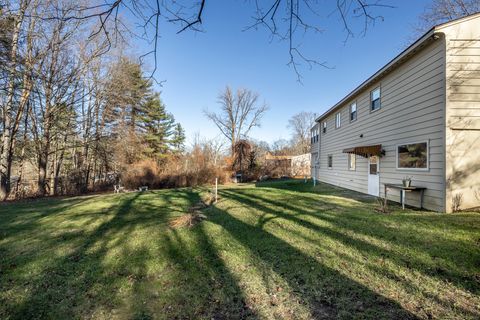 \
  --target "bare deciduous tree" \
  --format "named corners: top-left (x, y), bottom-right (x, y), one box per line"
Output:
top-left (204, 86), bottom-right (268, 155)
top-left (414, 0), bottom-right (480, 35)
top-left (27, 1), bottom-right (87, 196)
top-left (0, 0), bottom-right (34, 200)
top-left (288, 111), bottom-right (316, 154)
top-left (271, 139), bottom-right (292, 156)
top-left (0, 0), bottom-right (192, 201)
